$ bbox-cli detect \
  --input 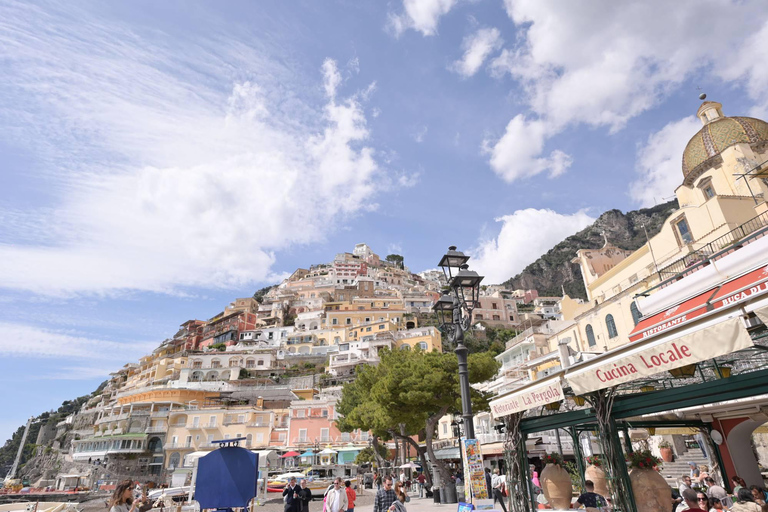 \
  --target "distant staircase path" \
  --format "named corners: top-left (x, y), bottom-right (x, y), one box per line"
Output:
top-left (659, 449), bottom-right (710, 489)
